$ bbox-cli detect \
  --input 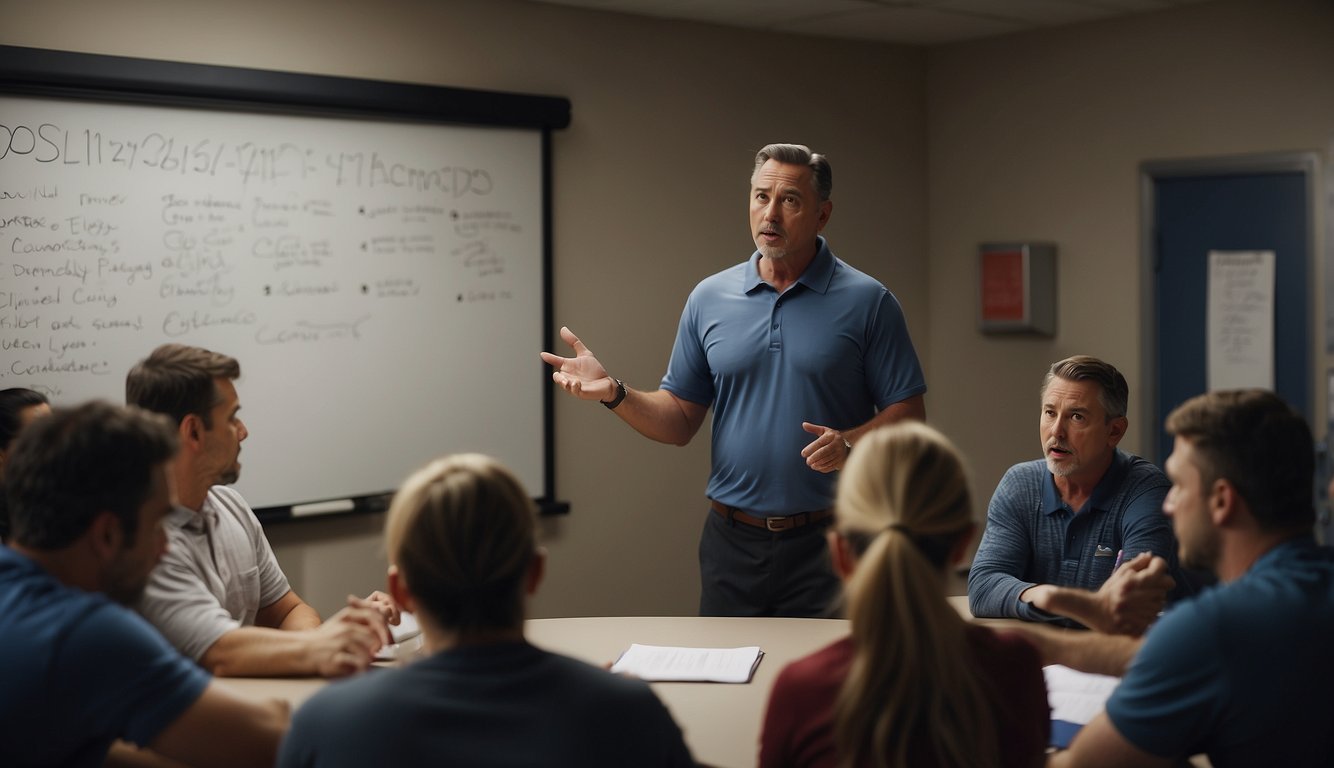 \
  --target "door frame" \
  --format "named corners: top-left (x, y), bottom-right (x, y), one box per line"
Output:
top-left (1138, 151), bottom-right (1319, 462)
